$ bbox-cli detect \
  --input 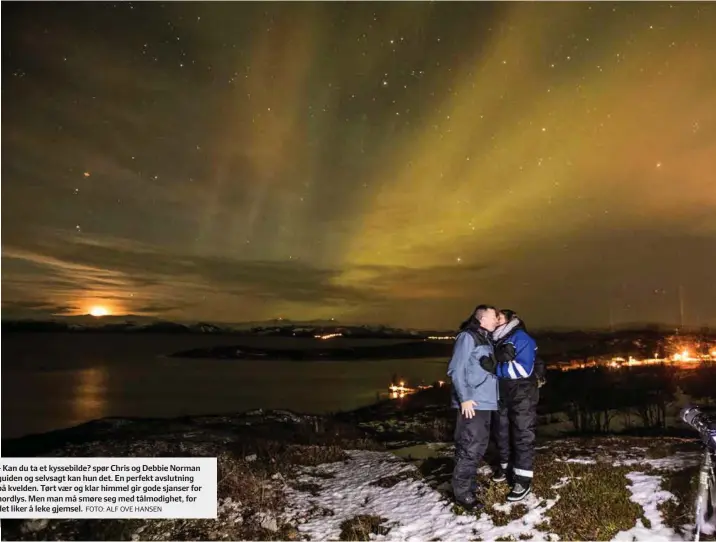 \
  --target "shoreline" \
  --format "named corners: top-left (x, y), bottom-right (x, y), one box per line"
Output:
top-left (4, 383), bottom-right (703, 457)
top-left (169, 340), bottom-right (453, 361)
